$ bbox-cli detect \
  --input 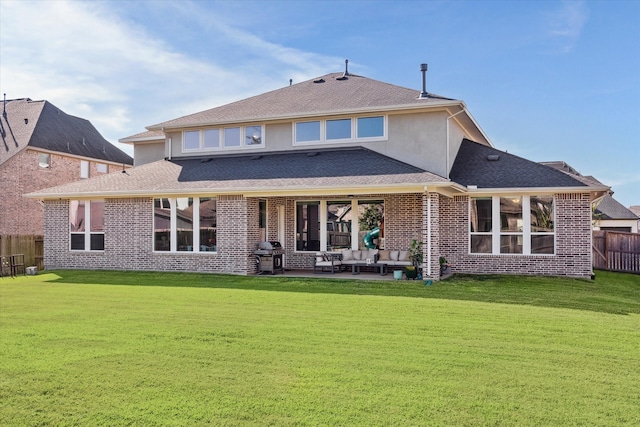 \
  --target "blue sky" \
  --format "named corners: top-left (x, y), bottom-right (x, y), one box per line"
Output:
top-left (1, 0), bottom-right (638, 207)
